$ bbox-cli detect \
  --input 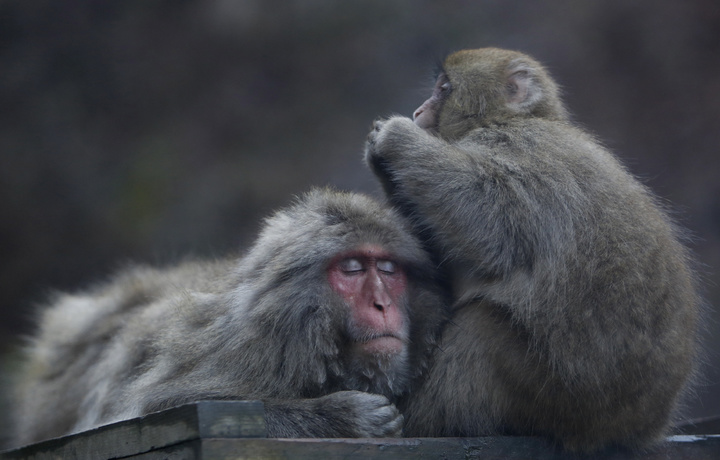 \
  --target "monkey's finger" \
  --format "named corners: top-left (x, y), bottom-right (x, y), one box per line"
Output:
top-left (360, 393), bottom-right (393, 410)
top-left (384, 413), bottom-right (404, 437)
